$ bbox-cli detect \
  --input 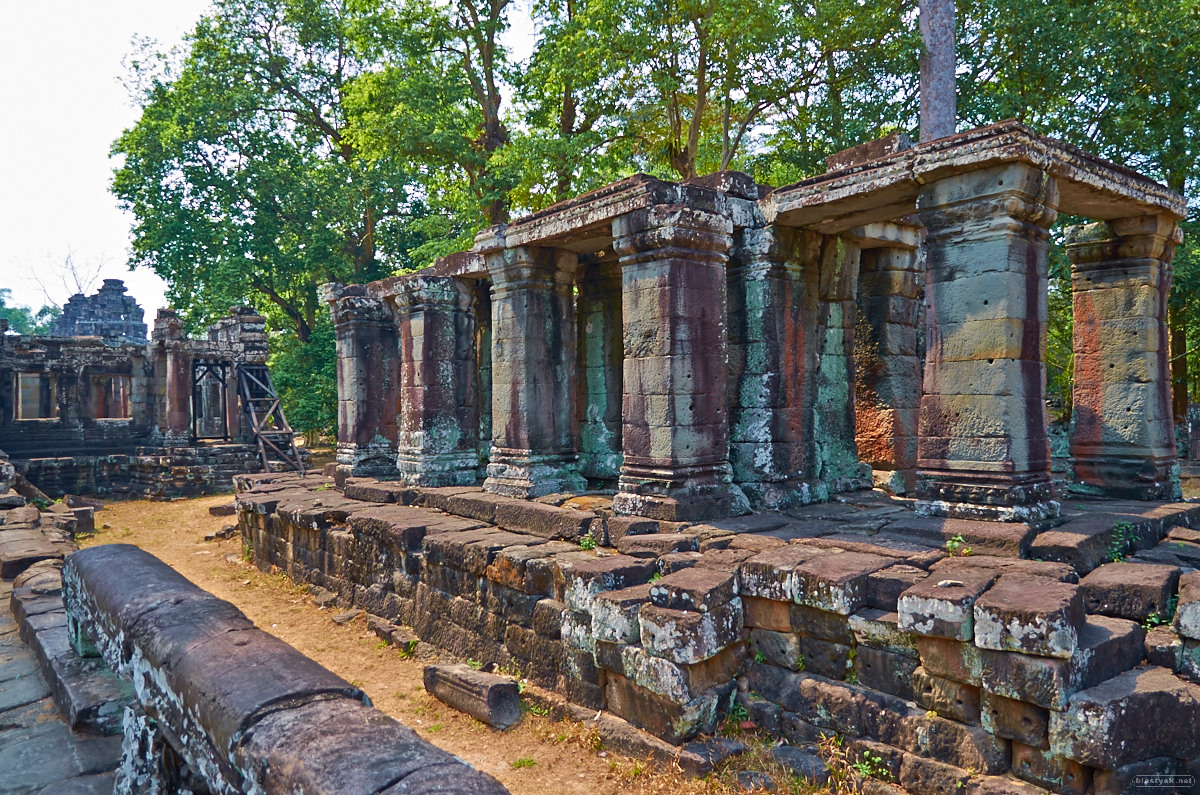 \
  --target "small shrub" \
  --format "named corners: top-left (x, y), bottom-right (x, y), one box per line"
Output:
top-left (579, 532), bottom-right (598, 551)
top-left (466, 658), bottom-right (483, 670)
